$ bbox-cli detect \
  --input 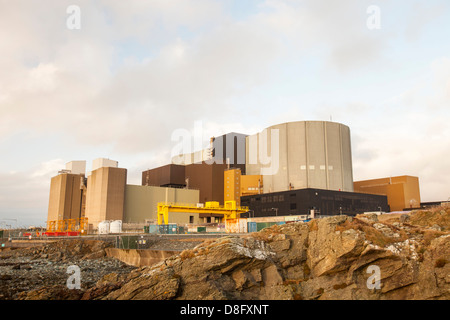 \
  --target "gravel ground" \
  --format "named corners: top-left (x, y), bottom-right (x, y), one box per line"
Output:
top-left (0, 234), bottom-right (228, 299)
top-left (0, 255), bottom-right (136, 299)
